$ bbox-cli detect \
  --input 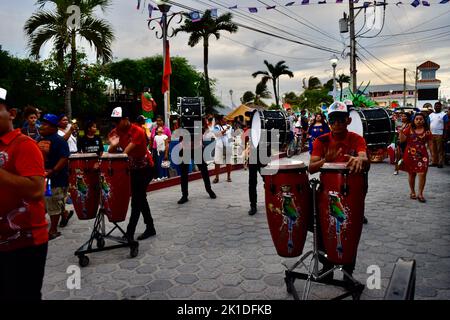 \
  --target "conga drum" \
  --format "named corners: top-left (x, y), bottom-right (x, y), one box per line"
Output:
top-left (261, 159), bottom-right (312, 257)
top-left (318, 163), bottom-right (366, 265)
top-left (99, 153), bottom-right (131, 223)
top-left (68, 153), bottom-right (100, 220)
